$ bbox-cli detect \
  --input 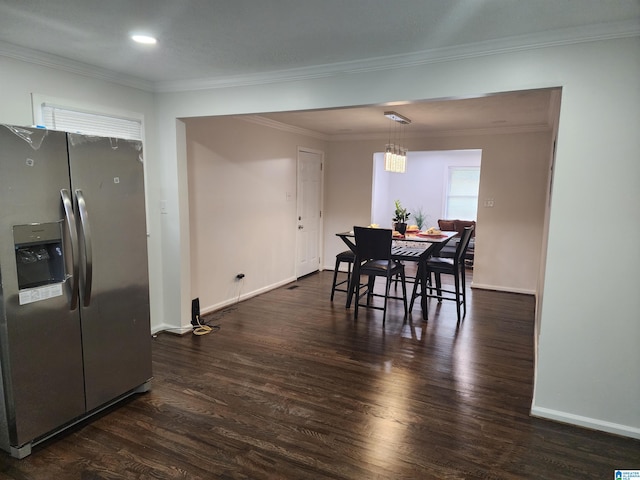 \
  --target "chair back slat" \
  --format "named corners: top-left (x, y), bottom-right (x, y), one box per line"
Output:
top-left (353, 226), bottom-right (392, 261)
top-left (455, 226), bottom-right (475, 264)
